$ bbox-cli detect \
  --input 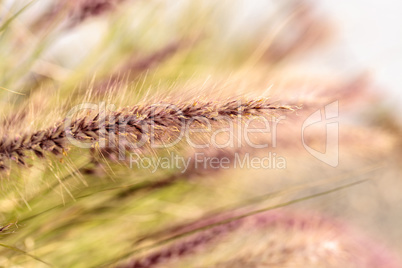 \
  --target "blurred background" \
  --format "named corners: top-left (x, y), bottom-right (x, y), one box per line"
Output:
top-left (6, 0), bottom-right (401, 111)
